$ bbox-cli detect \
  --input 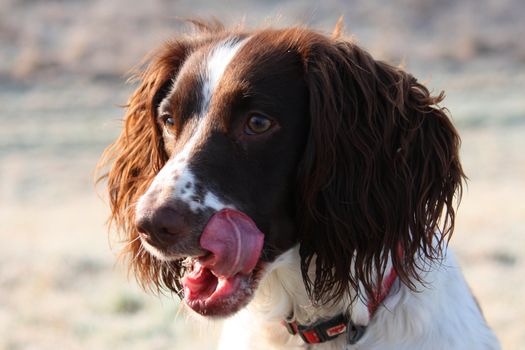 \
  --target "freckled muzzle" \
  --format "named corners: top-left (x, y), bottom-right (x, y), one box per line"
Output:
top-left (134, 147), bottom-right (233, 258)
